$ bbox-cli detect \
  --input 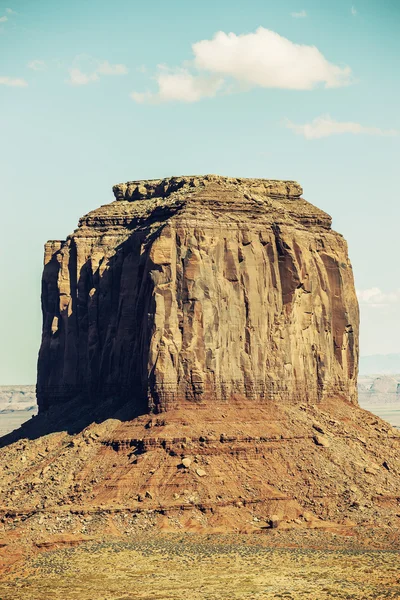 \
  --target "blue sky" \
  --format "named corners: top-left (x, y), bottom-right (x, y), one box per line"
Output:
top-left (0, 0), bottom-right (399, 383)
